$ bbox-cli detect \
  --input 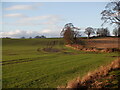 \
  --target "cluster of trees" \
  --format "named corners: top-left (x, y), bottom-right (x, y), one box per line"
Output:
top-left (85, 27), bottom-right (112, 38)
top-left (96, 28), bottom-right (110, 37)
top-left (61, 23), bottom-right (120, 44)
top-left (21, 35), bottom-right (46, 39)
top-left (34, 35), bottom-right (46, 38)
top-left (61, 0), bottom-right (120, 44)
top-left (85, 27), bottom-right (120, 37)
top-left (2, 35), bottom-right (46, 39)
